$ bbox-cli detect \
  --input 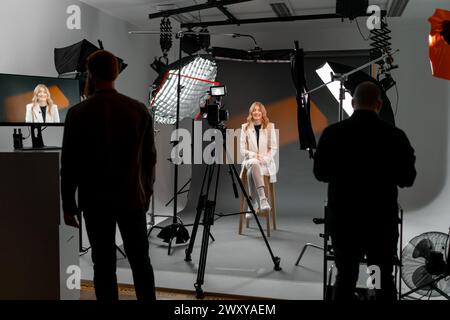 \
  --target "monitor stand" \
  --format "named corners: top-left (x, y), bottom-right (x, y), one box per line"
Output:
top-left (17, 125), bottom-right (61, 151)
